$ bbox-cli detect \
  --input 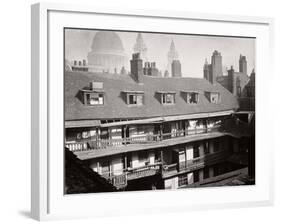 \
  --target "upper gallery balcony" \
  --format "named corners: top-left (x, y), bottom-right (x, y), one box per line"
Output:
top-left (66, 127), bottom-right (223, 152)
